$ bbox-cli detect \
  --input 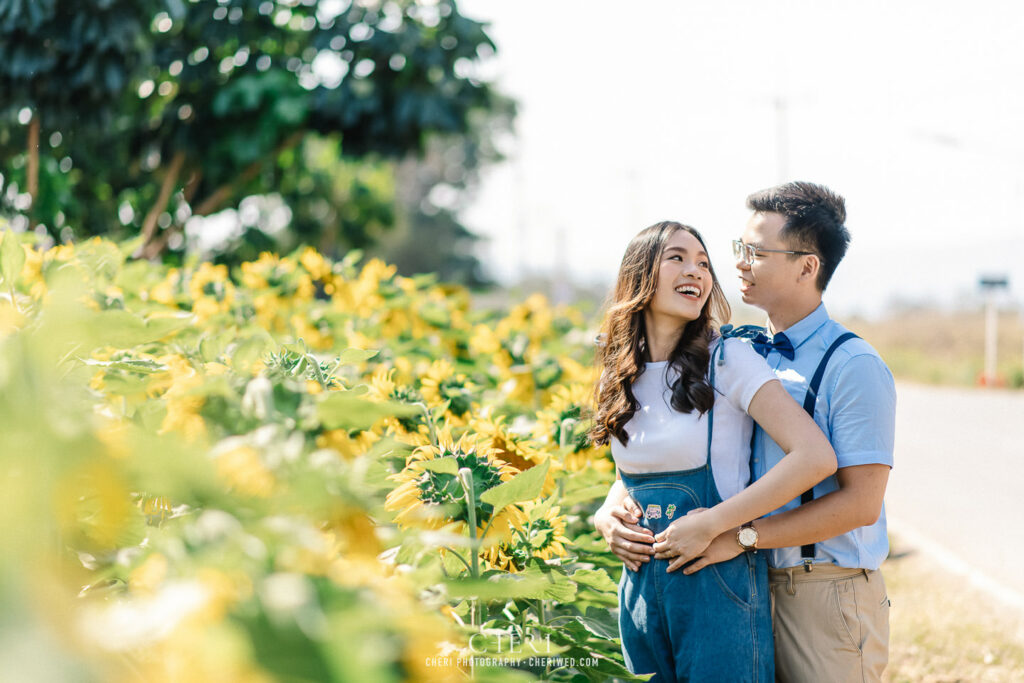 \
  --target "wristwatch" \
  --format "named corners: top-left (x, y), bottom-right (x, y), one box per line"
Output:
top-left (736, 522), bottom-right (758, 551)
